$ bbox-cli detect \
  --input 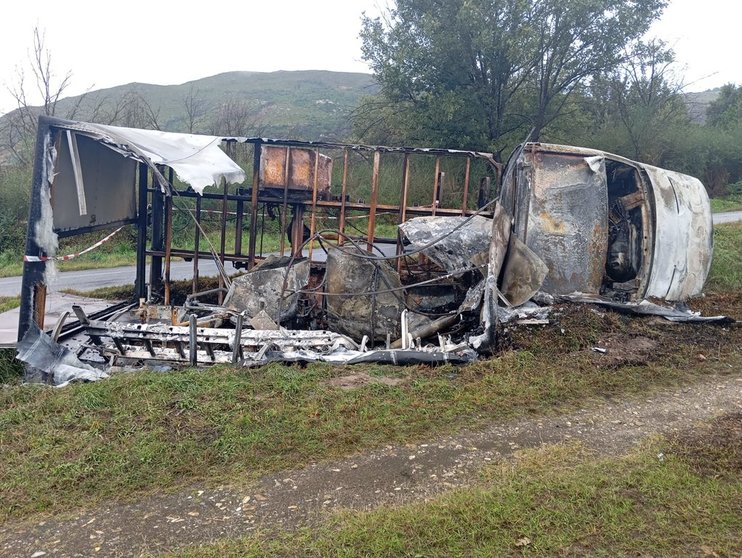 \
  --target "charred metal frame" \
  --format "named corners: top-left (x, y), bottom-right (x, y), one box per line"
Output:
top-left (142, 138), bottom-right (501, 297)
top-left (19, 119), bottom-right (142, 341)
top-left (17, 123), bottom-right (501, 344)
